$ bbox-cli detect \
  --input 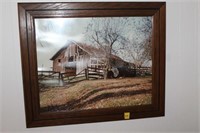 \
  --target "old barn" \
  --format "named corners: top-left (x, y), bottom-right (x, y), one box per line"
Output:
top-left (50, 42), bottom-right (135, 77)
